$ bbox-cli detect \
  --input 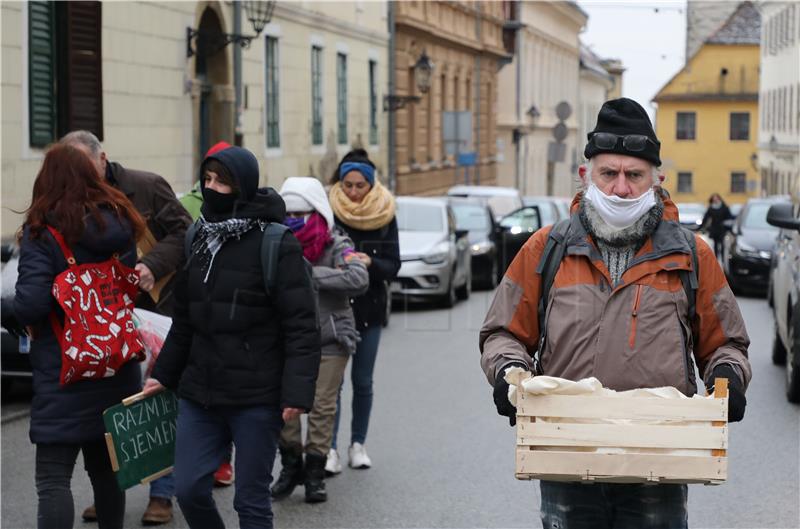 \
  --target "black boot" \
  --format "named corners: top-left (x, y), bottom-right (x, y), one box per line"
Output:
top-left (304, 453), bottom-right (328, 503)
top-left (271, 447), bottom-right (304, 500)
